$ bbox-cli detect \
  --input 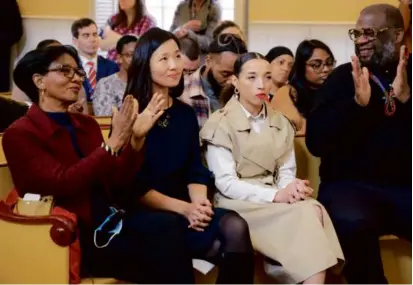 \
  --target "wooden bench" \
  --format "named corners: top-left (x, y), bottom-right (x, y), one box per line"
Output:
top-left (0, 123), bottom-right (411, 283)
